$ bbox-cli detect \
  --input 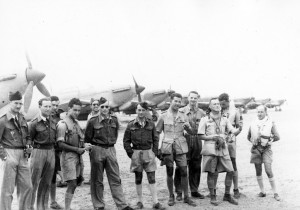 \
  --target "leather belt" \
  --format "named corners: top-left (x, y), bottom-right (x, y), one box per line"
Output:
top-left (3, 146), bottom-right (24, 150)
top-left (91, 143), bottom-right (114, 149)
top-left (33, 143), bottom-right (54, 150)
